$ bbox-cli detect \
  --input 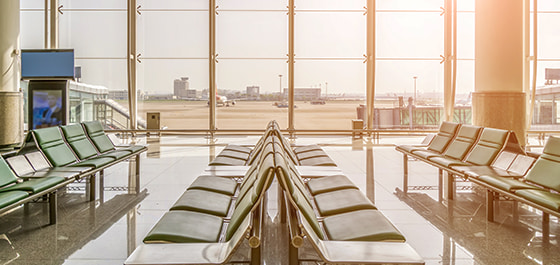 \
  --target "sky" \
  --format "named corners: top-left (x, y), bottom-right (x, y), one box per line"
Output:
top-left (19, 0), bottom-right (560, 97)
